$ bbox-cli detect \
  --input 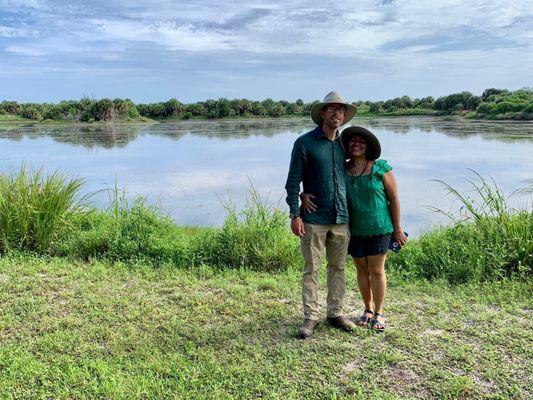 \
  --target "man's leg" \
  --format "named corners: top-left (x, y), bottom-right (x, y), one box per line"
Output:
top-left (300, 223), bottom-right (328, 321)
top-left (324, 224), bottom-right (351, 326)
